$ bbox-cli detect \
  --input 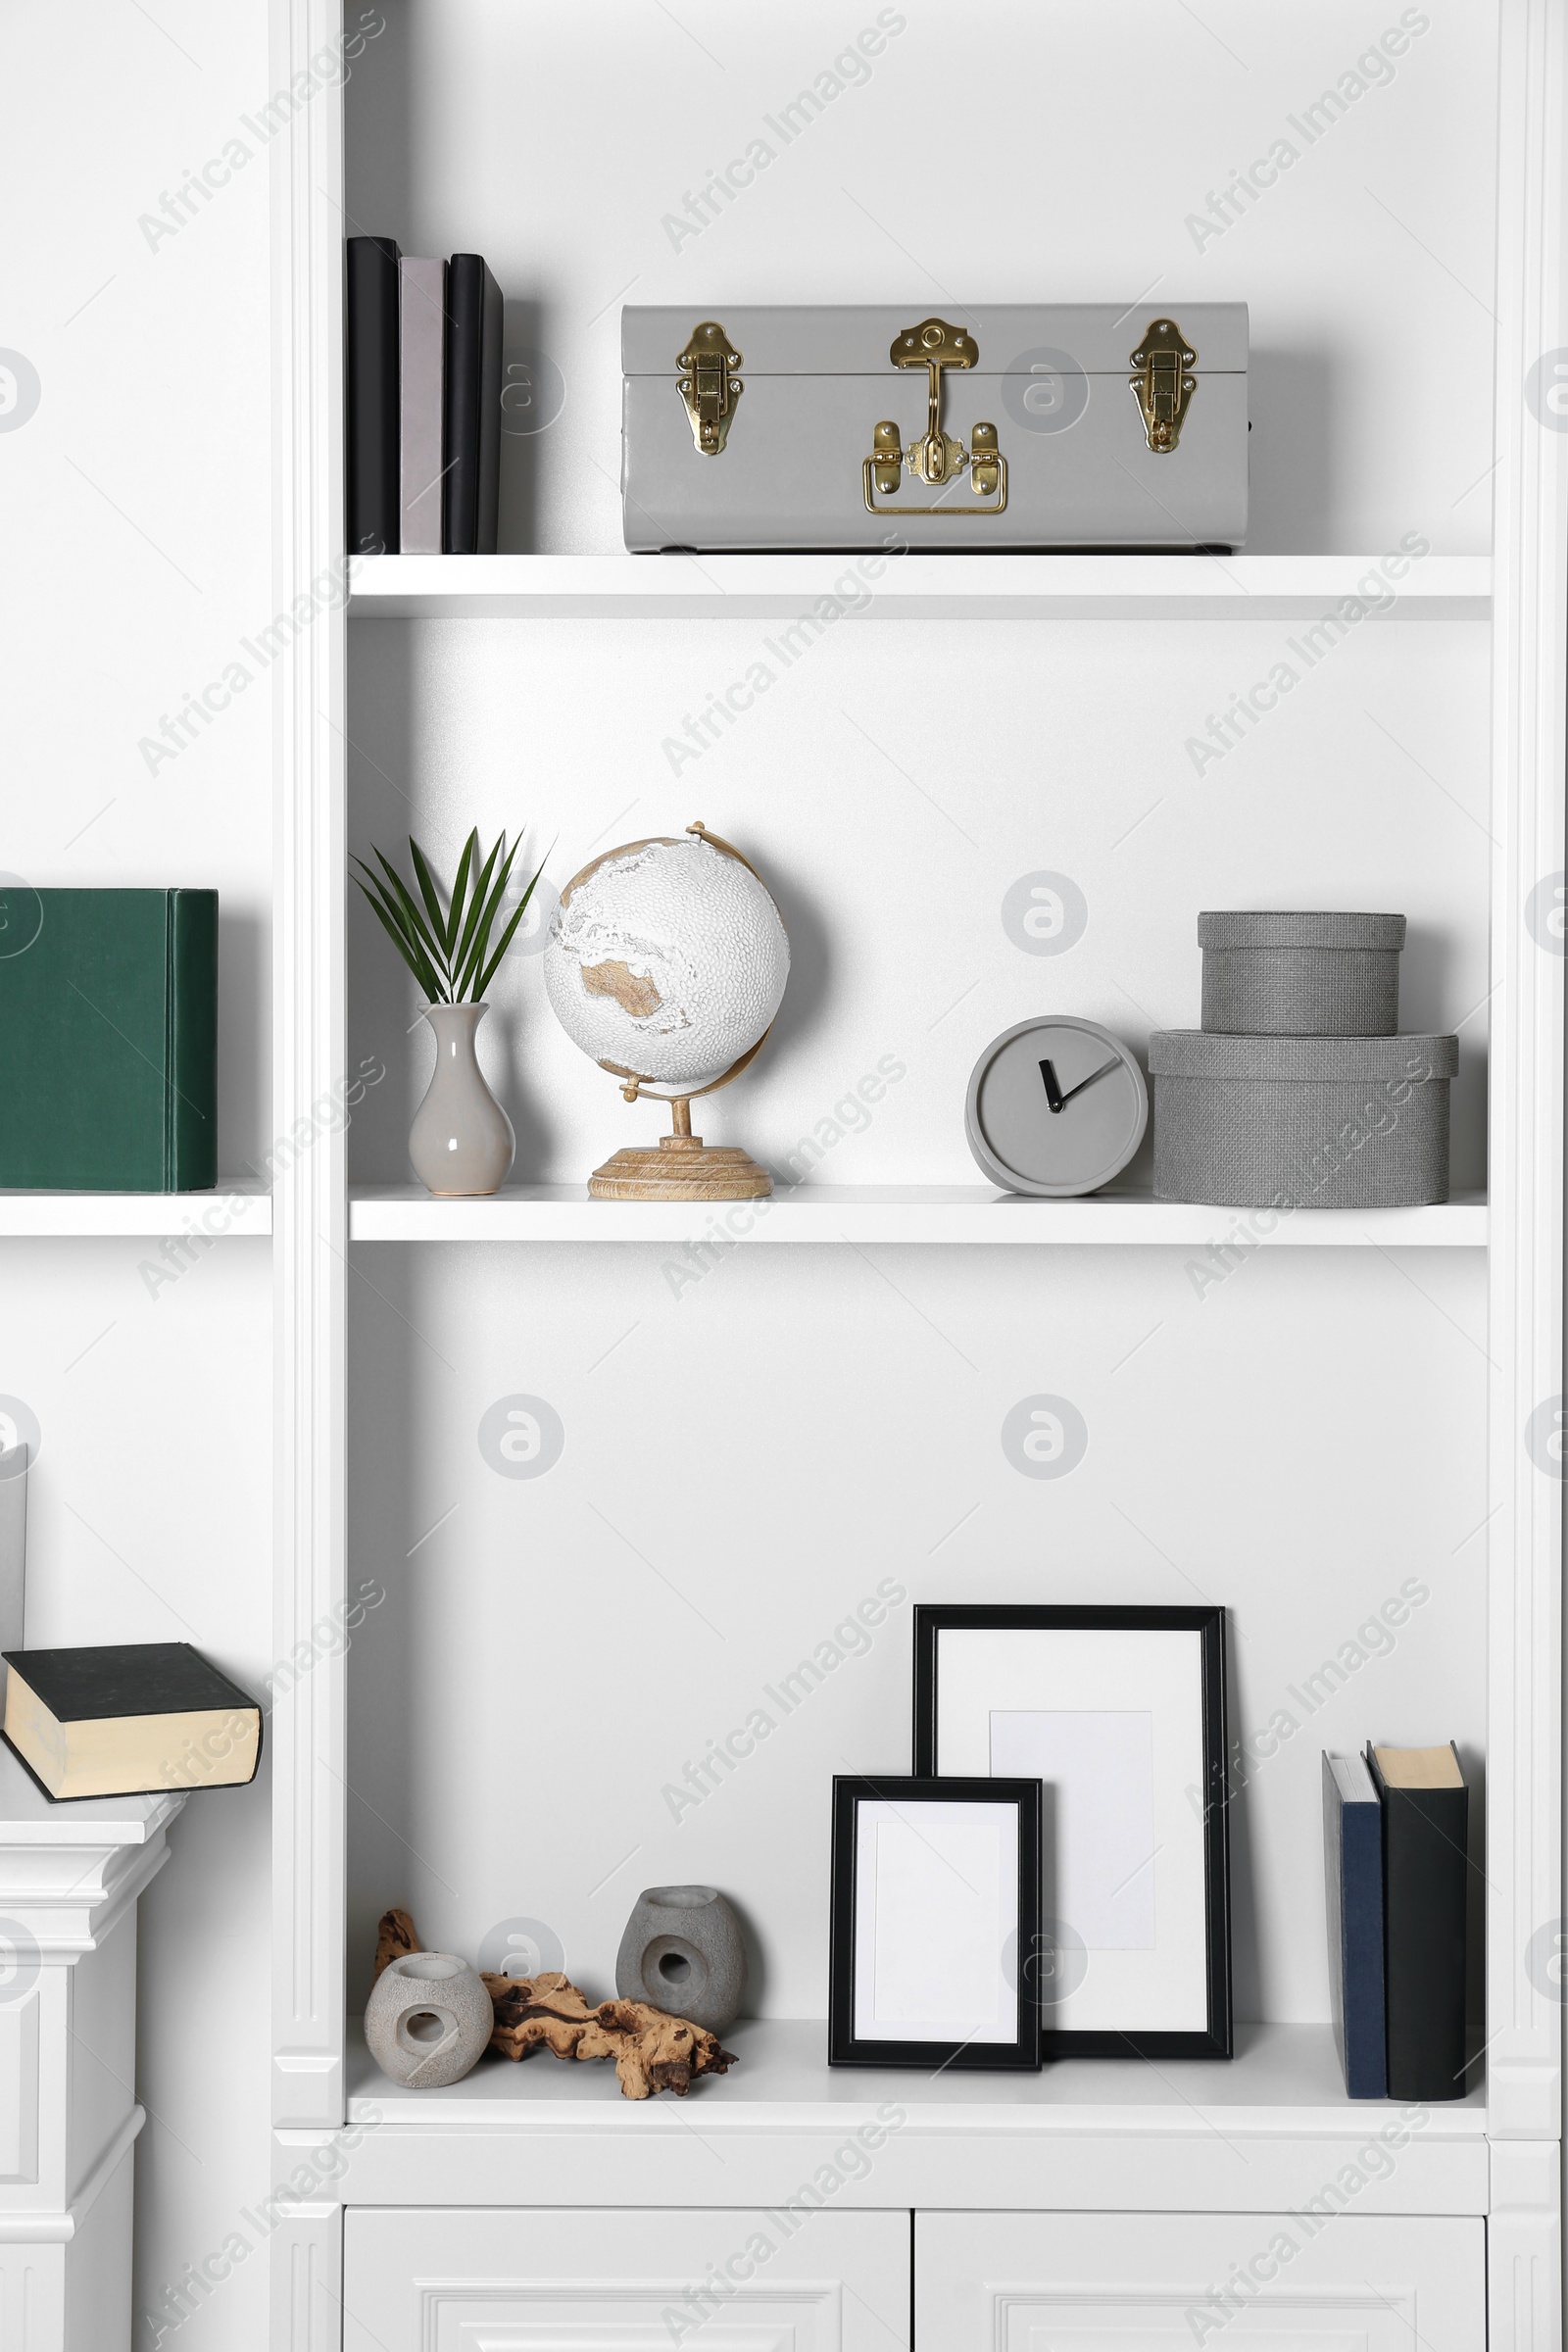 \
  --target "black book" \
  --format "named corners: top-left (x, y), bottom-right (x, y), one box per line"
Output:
top-left (443, 253), bottom-right (503, 553)
top-left (346, 235), bottom-right (401, 554)
top-left (1366, 1741), bottom-right (1469, 2101)
top-left (1322, 1751), bottom-right (1387, 2097)
top-left (3, 1642), bottom-right (262, 1800)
